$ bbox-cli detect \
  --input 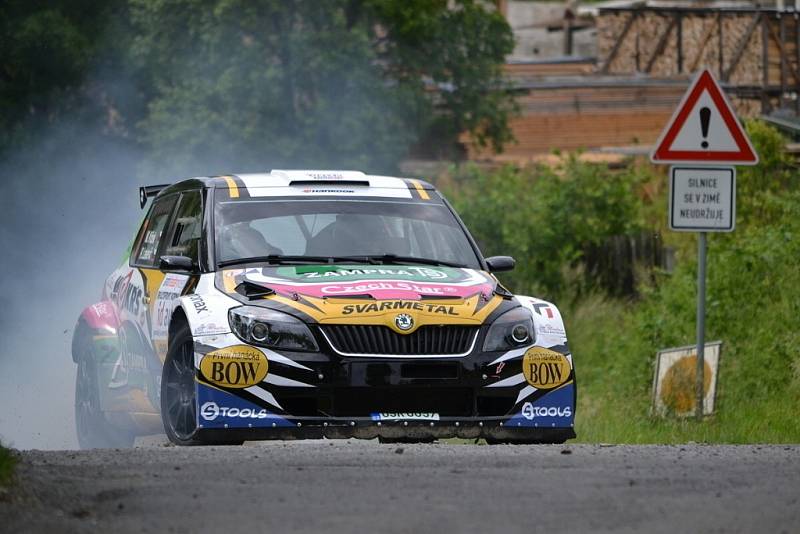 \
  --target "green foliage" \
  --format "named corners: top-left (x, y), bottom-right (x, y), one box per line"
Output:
top-left (440, 158), bottom-right (649, 299)
top-left (0, 442), bottom-right (15, 486)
